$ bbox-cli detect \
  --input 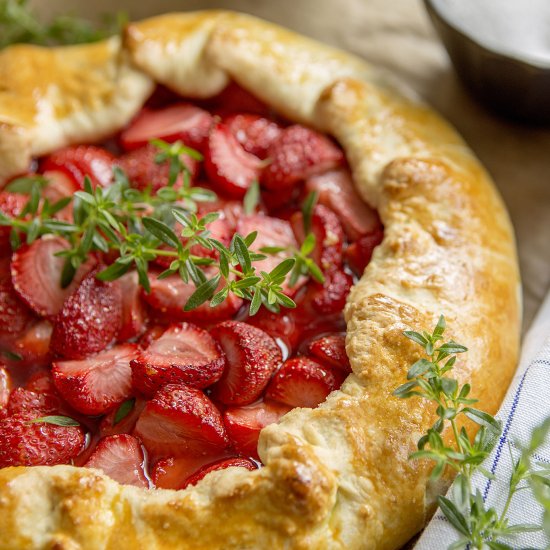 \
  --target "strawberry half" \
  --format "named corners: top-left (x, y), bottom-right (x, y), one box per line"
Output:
top-left (50, 271), bottom-right (122, 360)
top-left (7, 387), bottom-right (62, 417)
top-left (301, 269), bottom-right (353, 315)
top-left (0, 257), bottom-right (34, 346)
top-left (262, 125), bottom-right (344, 191)
top-left (11, 236), bottom-right (96, 318)
top-left (0, 414), bottom-right (85, 467)
top-left (99, 398), bottom-right (146, 438)
top-left (11, 320), bottom-right (53, 367)
top-left (182, 457), bottom-right (257, 489)
top-left (209, 321), bottom-right (282, 406)
top-left (245, 309), bottom-right (300, 353)
top-left (306, 169), bottom-right (382, 240)
top-left (84, 434), bottom-right (148, 487)
top-left (225, 114), bottom-right (283, 159)
top-left (144, 271), bottom-right (242, 323)
top-left (291, 204), bottom-right (344, 272)
top-left (0, 191), bottom-right (27, 254)
top-left (208, 82), bottom-right (271, 117)
top-left (223, 400), bottom-right (290, 459)
top-left (52, 343), bottom-right (138, 416)
top-left (131, 323), bottom-right (226, 396)
top-left (204, 122), bottom-right (263, 198)
top-left (265, 357), bottom-right (341, 409)
top-left (134, 384), bottom-right (229, 459)
top-left (40, 145), bottom-right (116, 189)
top-left (117, 144), bottom-right (198, 192)
top-left (344, 229), bottom-right (384, 277)
top-left (120, 103), bottom-right (213, 152)
top-left (117, 271), bottom-right (148, 342)
top-left (307, 334), bottom-right (351, 373)
top-left (151, 454), bottom-right (225, 490)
